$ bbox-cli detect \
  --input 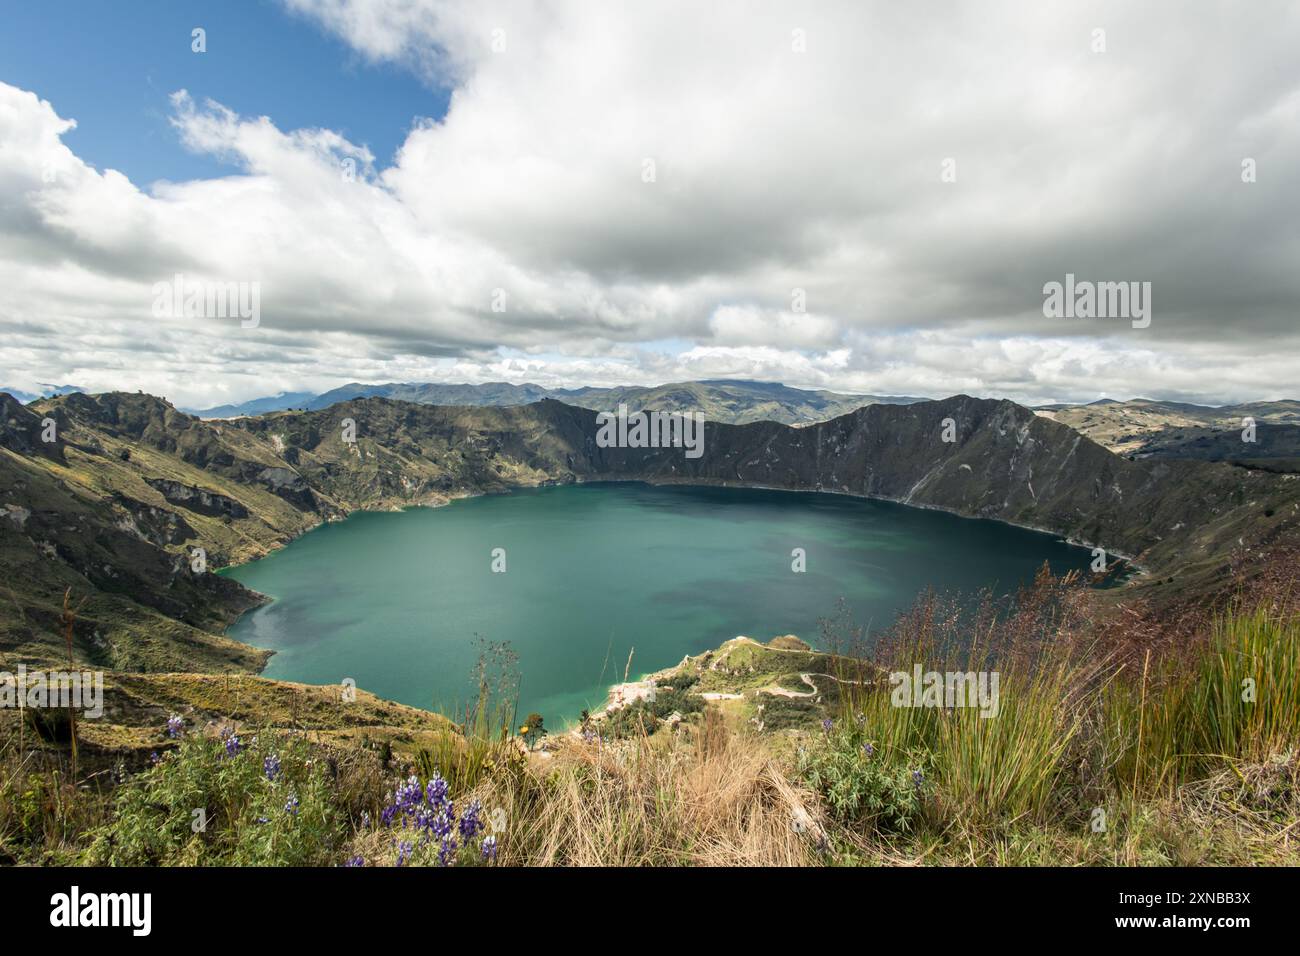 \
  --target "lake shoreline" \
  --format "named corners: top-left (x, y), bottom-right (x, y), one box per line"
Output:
top-left (219, 480), bottom-right (1105, 720)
